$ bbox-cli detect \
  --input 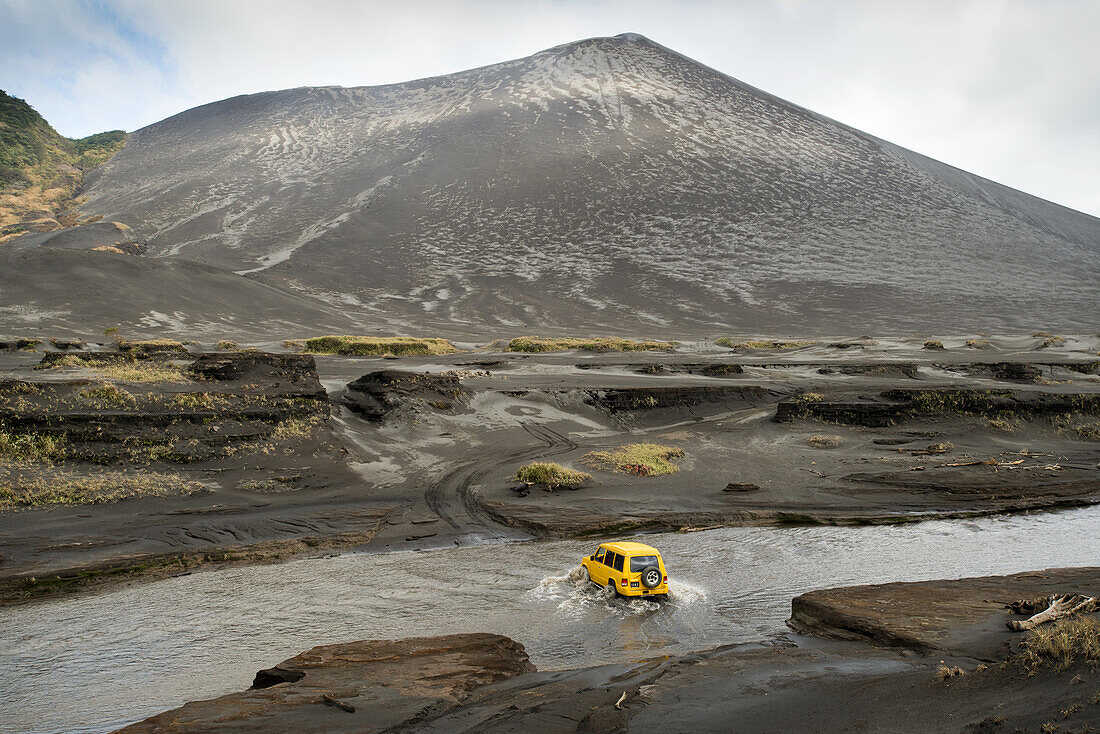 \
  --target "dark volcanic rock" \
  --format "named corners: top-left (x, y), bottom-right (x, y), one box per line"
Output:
top-left (775, 387), bottom-right (1100, 426)
top-left (586, 385), bottom-right (773, 414)
top-left (343, 370), bottom-right (464, 421)
top-left (190, 352), bottom-right (326, 398)
top-left (116, 634), bottom-right (535, 733)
